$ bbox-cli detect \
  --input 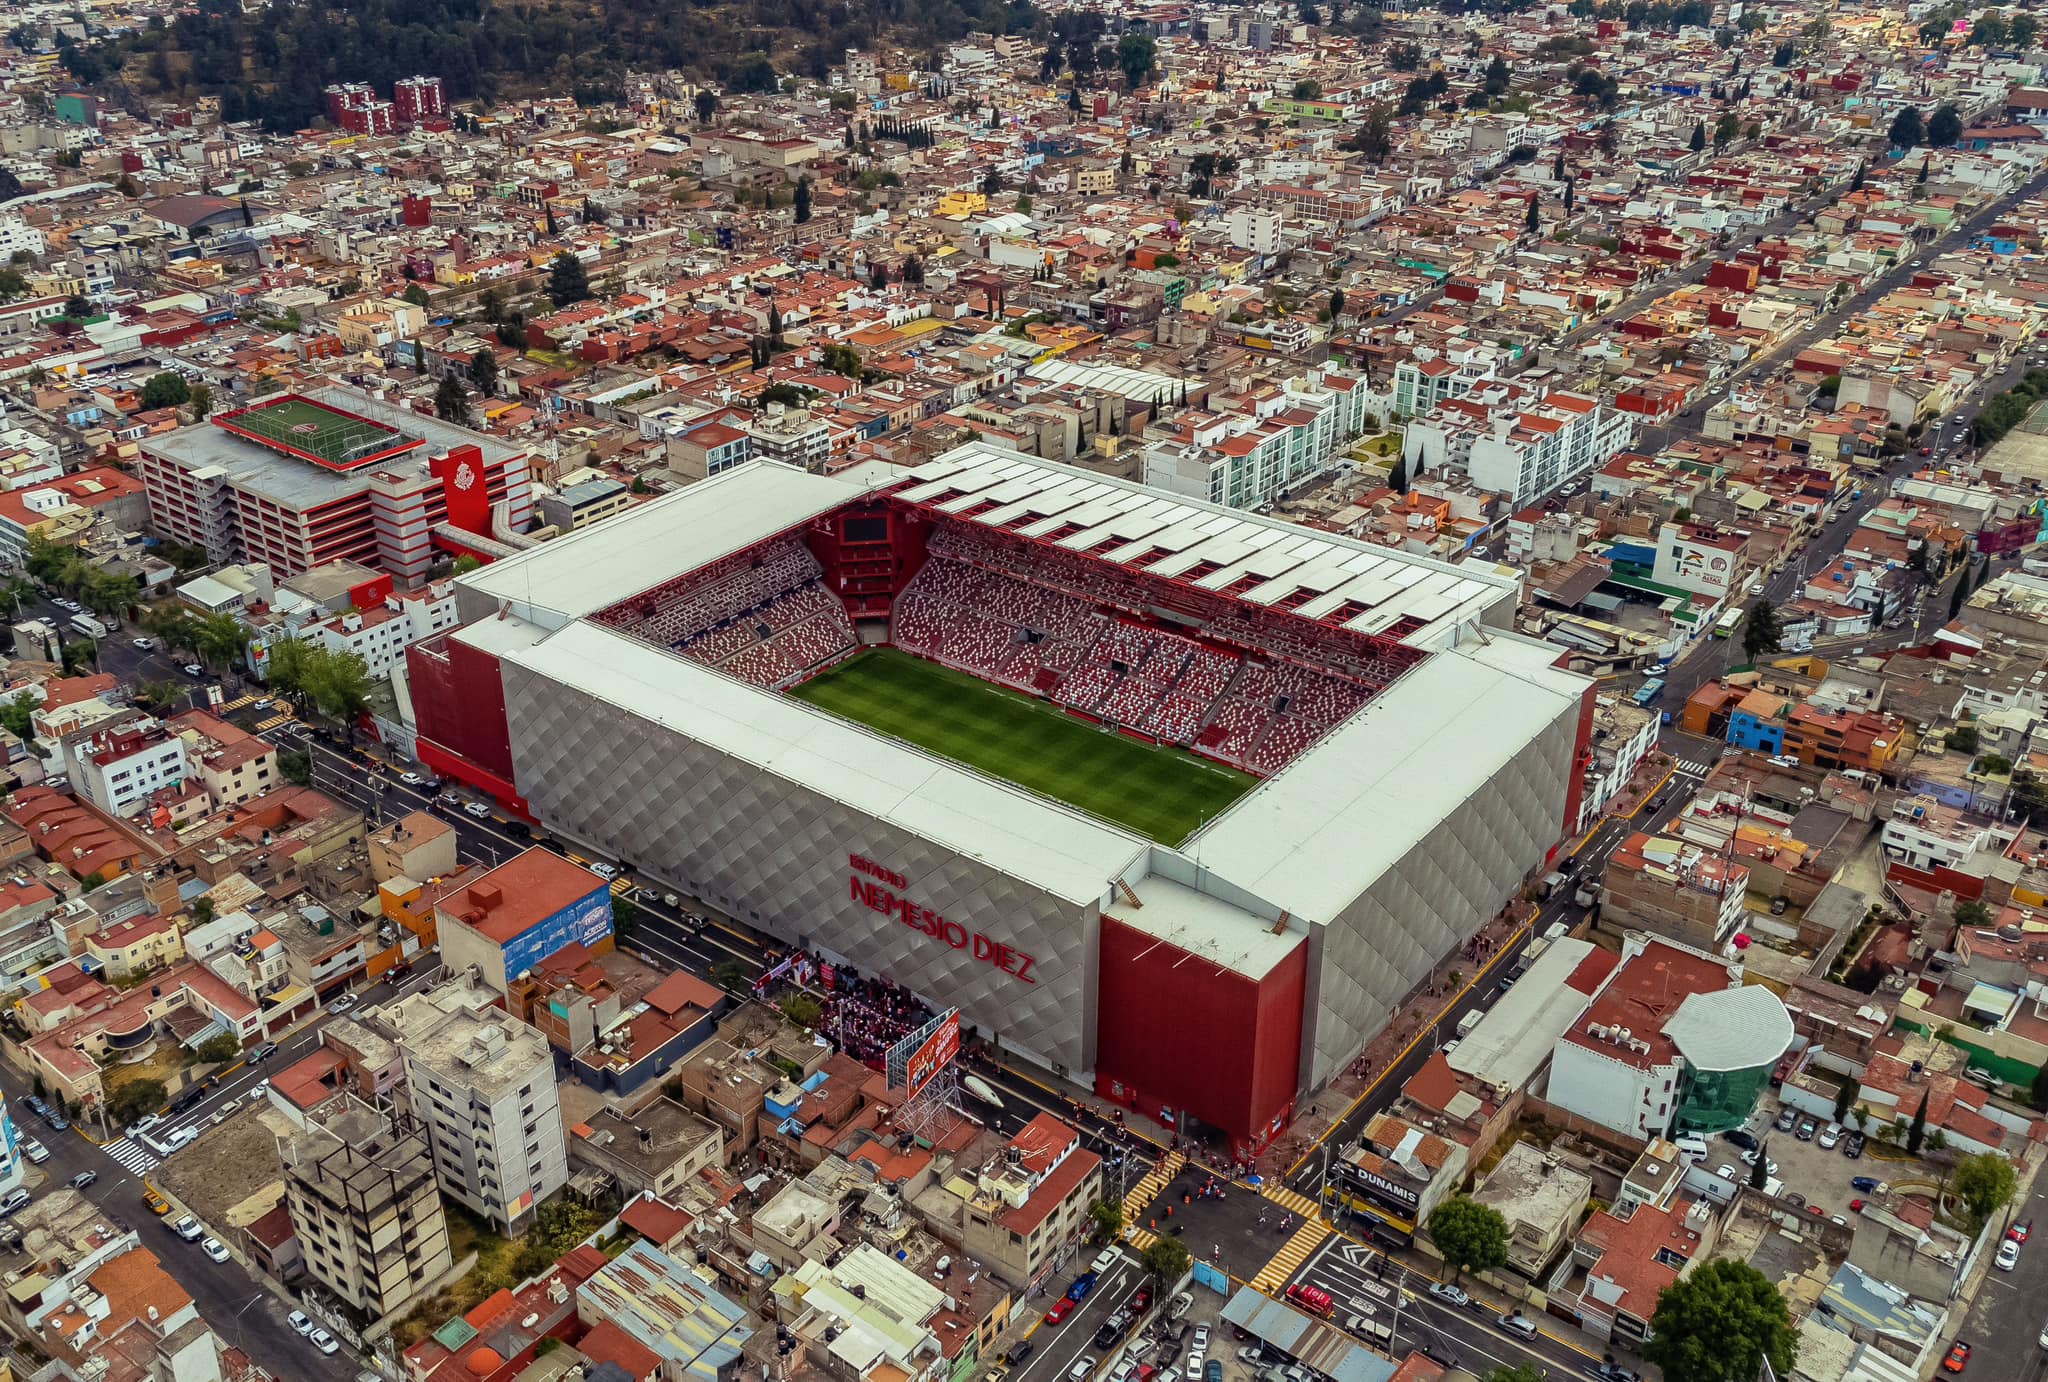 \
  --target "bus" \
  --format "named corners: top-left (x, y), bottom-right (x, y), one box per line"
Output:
top-left (1713, 607), bottom-right (1745, 639)
top-left (67, 614), bottom-right (107, 640)
top-left (1633, 677), bottom-right (1666, 708)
